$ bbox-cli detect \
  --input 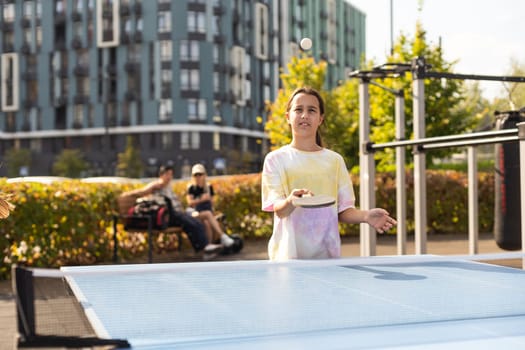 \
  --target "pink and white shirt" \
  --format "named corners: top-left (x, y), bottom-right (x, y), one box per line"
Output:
top-left (261, 145), bottom-right (355, 260)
